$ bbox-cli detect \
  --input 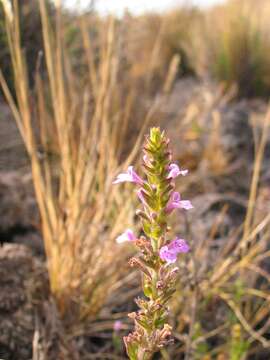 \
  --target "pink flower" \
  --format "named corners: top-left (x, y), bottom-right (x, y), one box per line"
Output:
top-left (169, 238), bottom-right (190, 253)
top-left (116, 229), bottom-right (136, 244)
top-left (159, 238), bottom-right (190, 264)
top-left (113, 320), bottom-right (123, 332)
top-left (159, 246), bottom-right (178, 263)
top-left (166, 191), bottom-right (193, 213)
top-left (113, 166), bottom-right (144, 185)
top-left (167, 163), bottom-right (188, 179)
